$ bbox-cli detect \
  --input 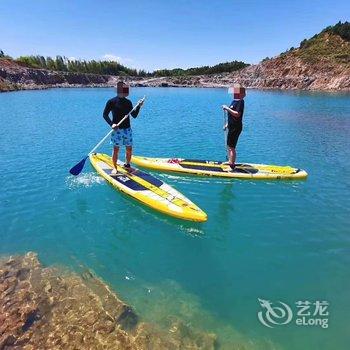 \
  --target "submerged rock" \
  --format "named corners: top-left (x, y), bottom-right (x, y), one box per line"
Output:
top-left (0, 252), bottom-right (217, 349)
